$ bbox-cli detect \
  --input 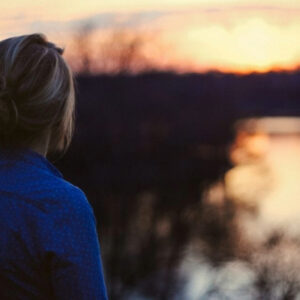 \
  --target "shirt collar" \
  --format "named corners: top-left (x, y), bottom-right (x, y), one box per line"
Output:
top-left (0, 147), bottom-right (64, 178)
